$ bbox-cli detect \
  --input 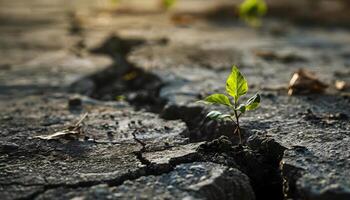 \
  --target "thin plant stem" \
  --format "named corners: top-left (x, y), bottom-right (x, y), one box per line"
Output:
top-left (233, 101), bottom-right (242, 144)
top-left (233, 109), bottom-right (242, 144)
